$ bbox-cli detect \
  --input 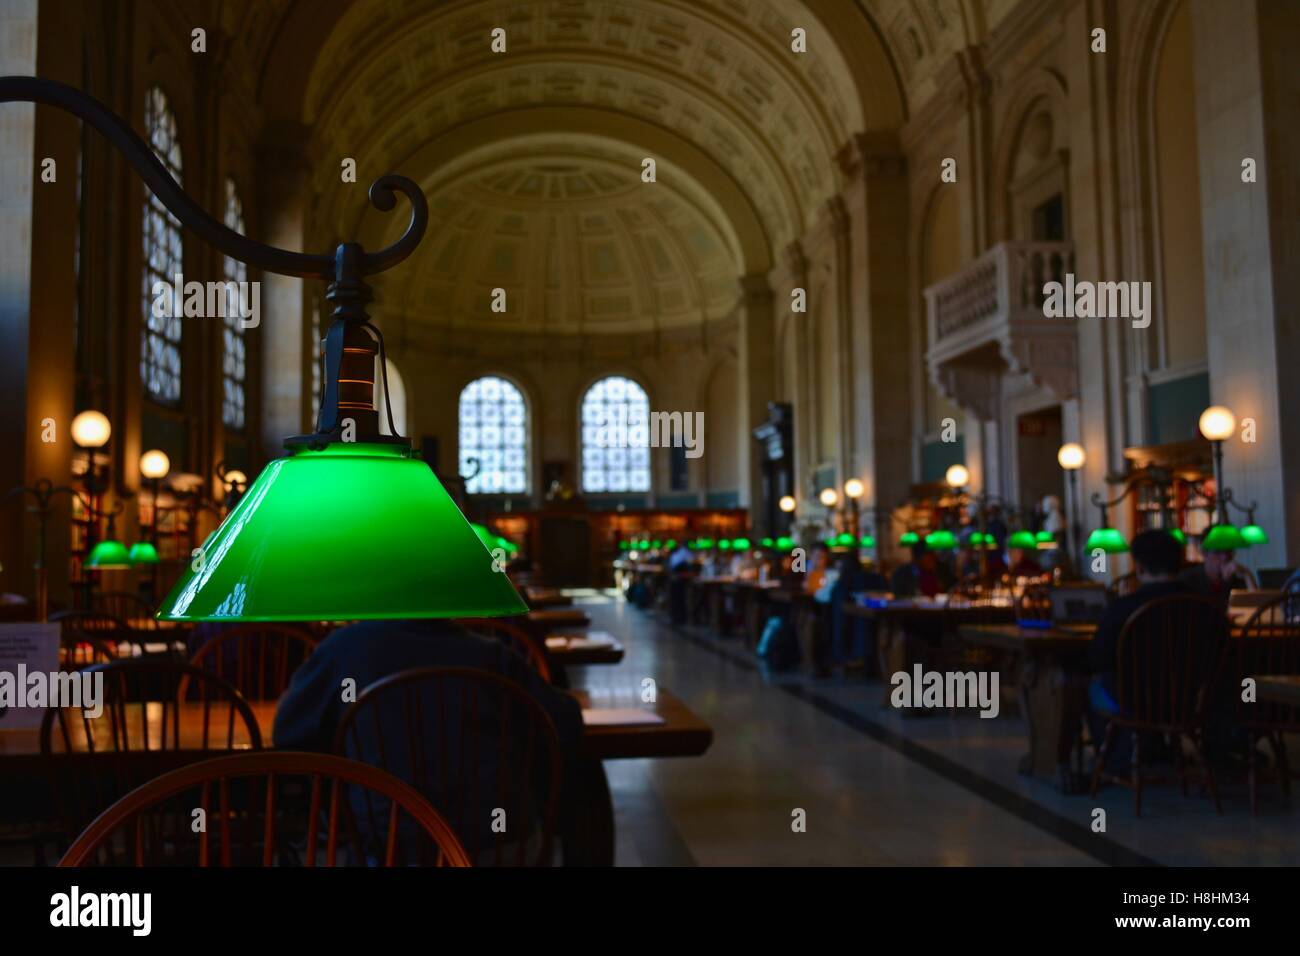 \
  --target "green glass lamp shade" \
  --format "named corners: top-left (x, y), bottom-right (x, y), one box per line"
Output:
top-left (760, 537), bottom-right (774, 548)
top-left (494, 536), bottom-right (519, 555)
top-left (733, 537), bottom-right (751, 550)
top-left (1240, 524), bottom-right (1268, 546)
top-left (899, 531), bottom-right (920, 546)
top-left (1007, 530), bottom-right (1037, 550)
top-left (86, 539), bottom-right (132, 570)
top-left (636, 540), bottom-right (650, 550)
top-left (1167, 528), bottom-right (1186, 545)
top-left (699, 537), bottom-right (714, 549)
top-left (665, 539), bottom-right (677, 549)
top-left (156, 443), bottom-right (527, 622)
top-left (1035, 530), bottom-right (1055, 549)
top-left (718, 540), bottom-right (732, 550)
top-left (619, 541), bottom-right (630, 550)
top-left (651, 539), bottom-right (662, 549)
top-left (128, 541), bottom-right (159, 565)
top-left (776, 536), bottom-right (794, 550)
top-left (1085, 527), bottom-right (1129, 554)
top-left (924, 529), bottom-right (958, 551)
top-left (1202, 524), bottom-right (1246, 552)
top-left (859, 535), bottom-right (876, 549)
top-left (967, 531), bottom-right (986, 546)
